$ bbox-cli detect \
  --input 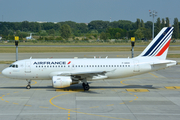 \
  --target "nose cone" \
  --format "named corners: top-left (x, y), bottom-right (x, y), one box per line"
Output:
top-left (2, 68), bottom-right (8, 76)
